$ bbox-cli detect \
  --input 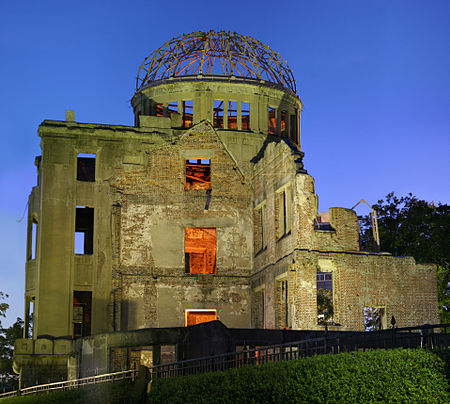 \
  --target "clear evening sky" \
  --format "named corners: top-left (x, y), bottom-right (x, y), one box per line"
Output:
top-left (0, 1), bottom-right (449, 327)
